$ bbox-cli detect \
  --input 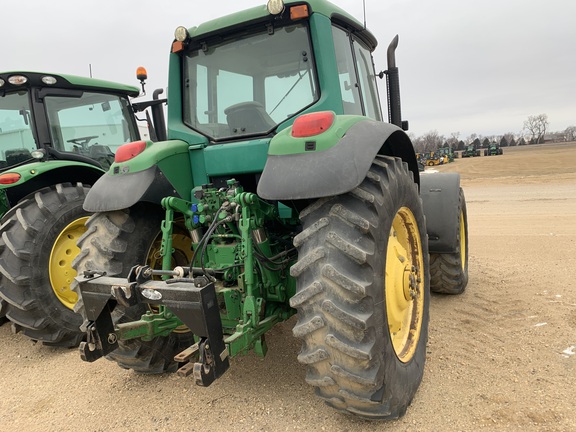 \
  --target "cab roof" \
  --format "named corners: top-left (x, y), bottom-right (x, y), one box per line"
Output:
top-left (0, 71), bottom-right (140, 97)
top-left (185, 0), bottom-right (377, 50)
